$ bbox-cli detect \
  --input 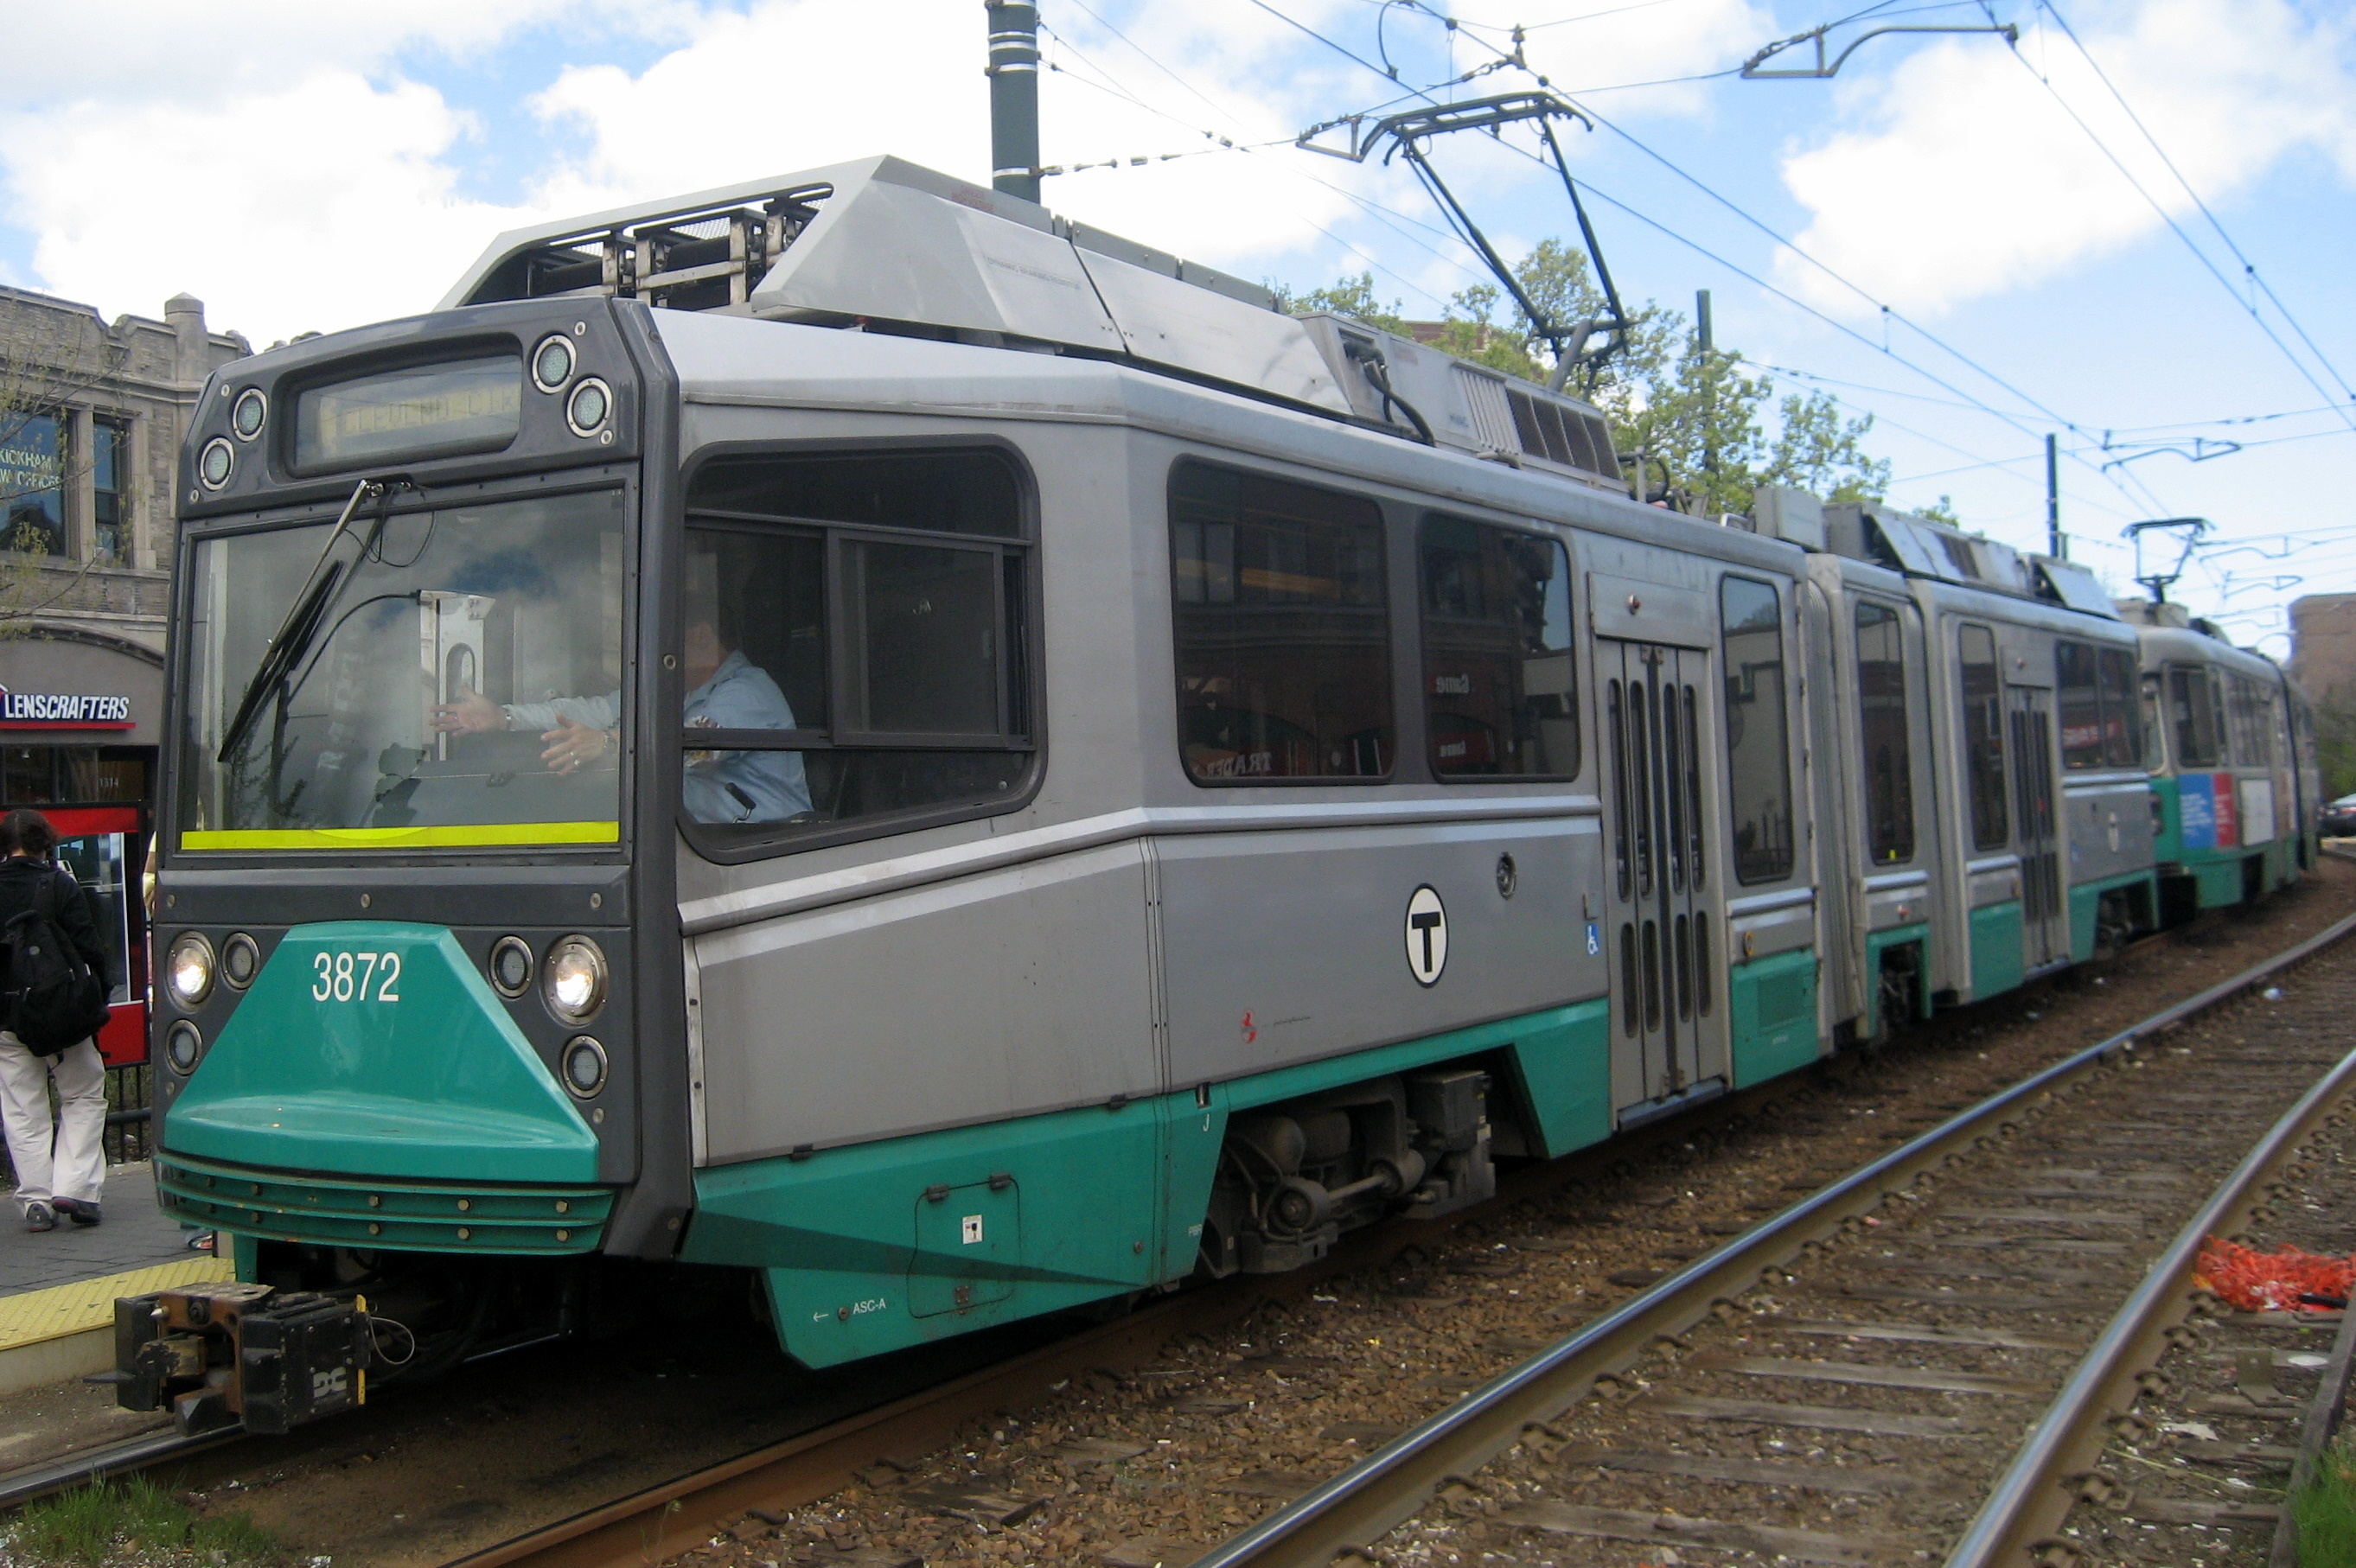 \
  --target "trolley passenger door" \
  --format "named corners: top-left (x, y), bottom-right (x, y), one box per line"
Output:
top-left (2008, 686), bottom-right (2065, 970)
top-left (1602, 639), bottom-right (1710, 1113)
